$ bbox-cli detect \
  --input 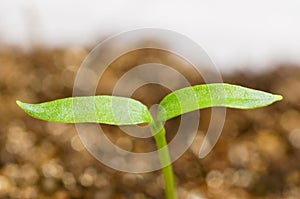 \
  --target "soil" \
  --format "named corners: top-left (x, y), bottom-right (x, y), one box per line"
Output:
top-left (0, 47), bottom-right (299, 199)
